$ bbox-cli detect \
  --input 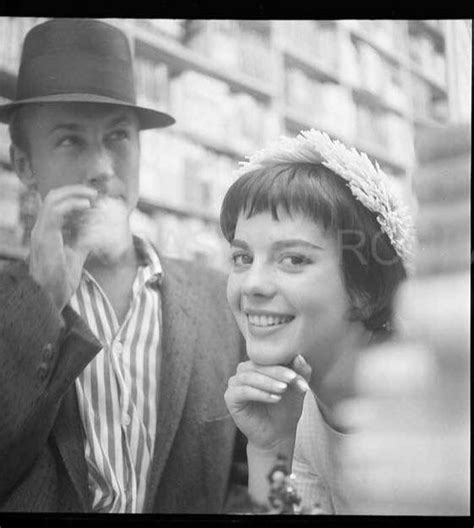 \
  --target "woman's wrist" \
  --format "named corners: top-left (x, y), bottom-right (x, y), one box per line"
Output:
top-left (246, 437), bottom-right (296, 506)
top-left (247, 437), bottom-right (295, 464)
